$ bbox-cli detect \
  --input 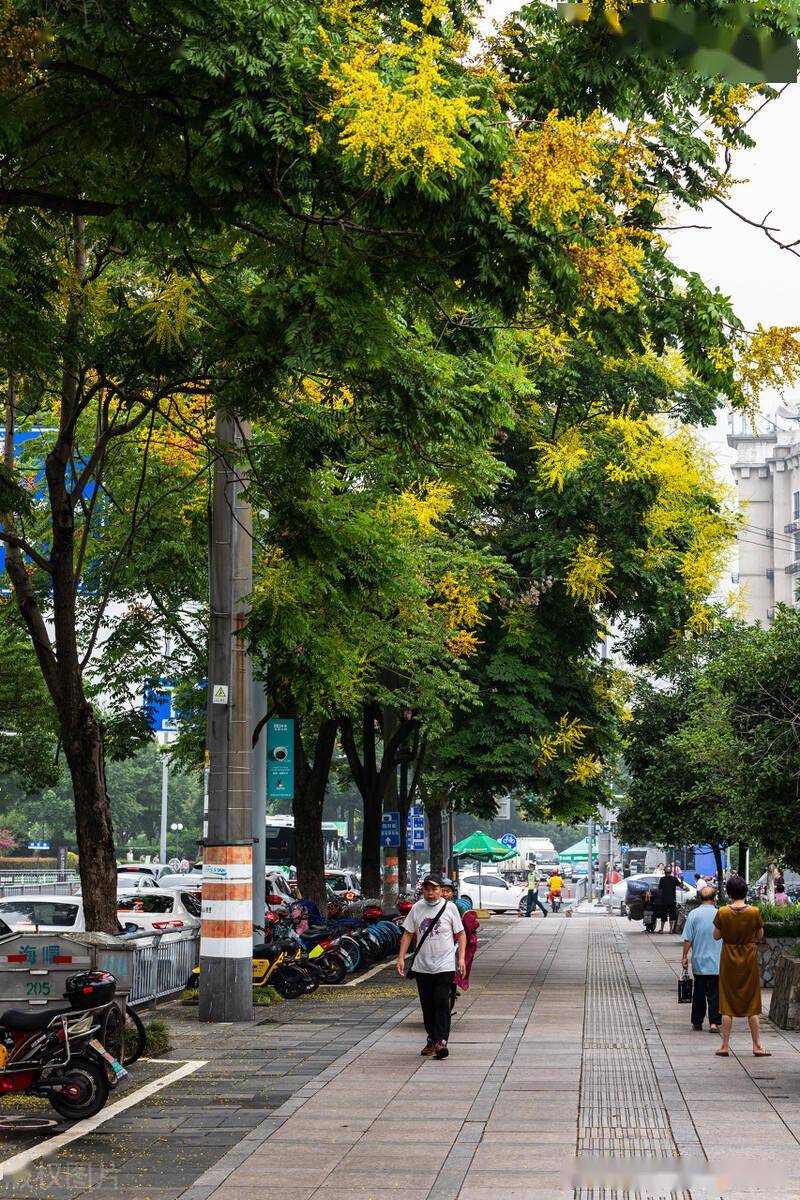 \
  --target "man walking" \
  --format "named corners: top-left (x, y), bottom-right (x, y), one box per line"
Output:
top-left (681, 886), bottom-right (722, 1034)
top-left (525, 864), bottom-right (547, 918)
top-left (656, 864), bottom-right (686, 933)
top-left (397, 874), bottom-right (466, 1060)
